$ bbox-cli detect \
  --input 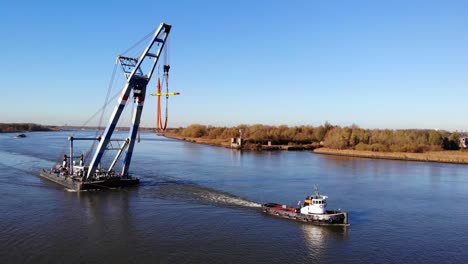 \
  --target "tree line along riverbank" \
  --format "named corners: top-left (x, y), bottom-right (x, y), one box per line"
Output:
top-left (3, 122), bottom-right (467, 164)
top-left (165, 123), bottom-right (468, 164)
top-left (0, 123), bottom-right (59, 133)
